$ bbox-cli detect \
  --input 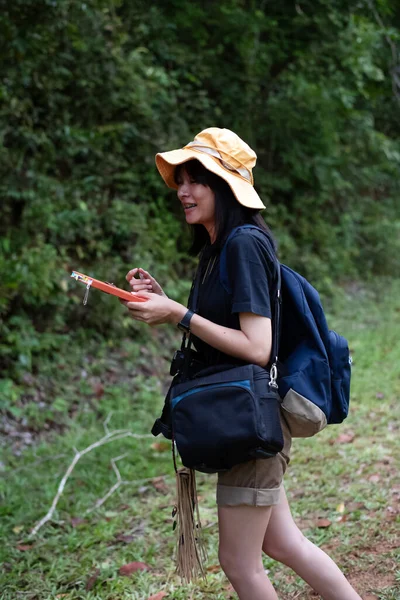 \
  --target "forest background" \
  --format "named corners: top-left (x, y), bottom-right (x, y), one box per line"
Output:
top-left (1, 0), bottom-right (400, 389)
top-left (1, 1), bottom-right (400, 599)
